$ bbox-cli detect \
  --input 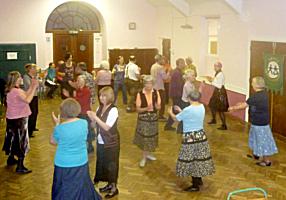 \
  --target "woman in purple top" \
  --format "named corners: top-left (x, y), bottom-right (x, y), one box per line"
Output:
top-left (2, 71), bottom-right (38, 173)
